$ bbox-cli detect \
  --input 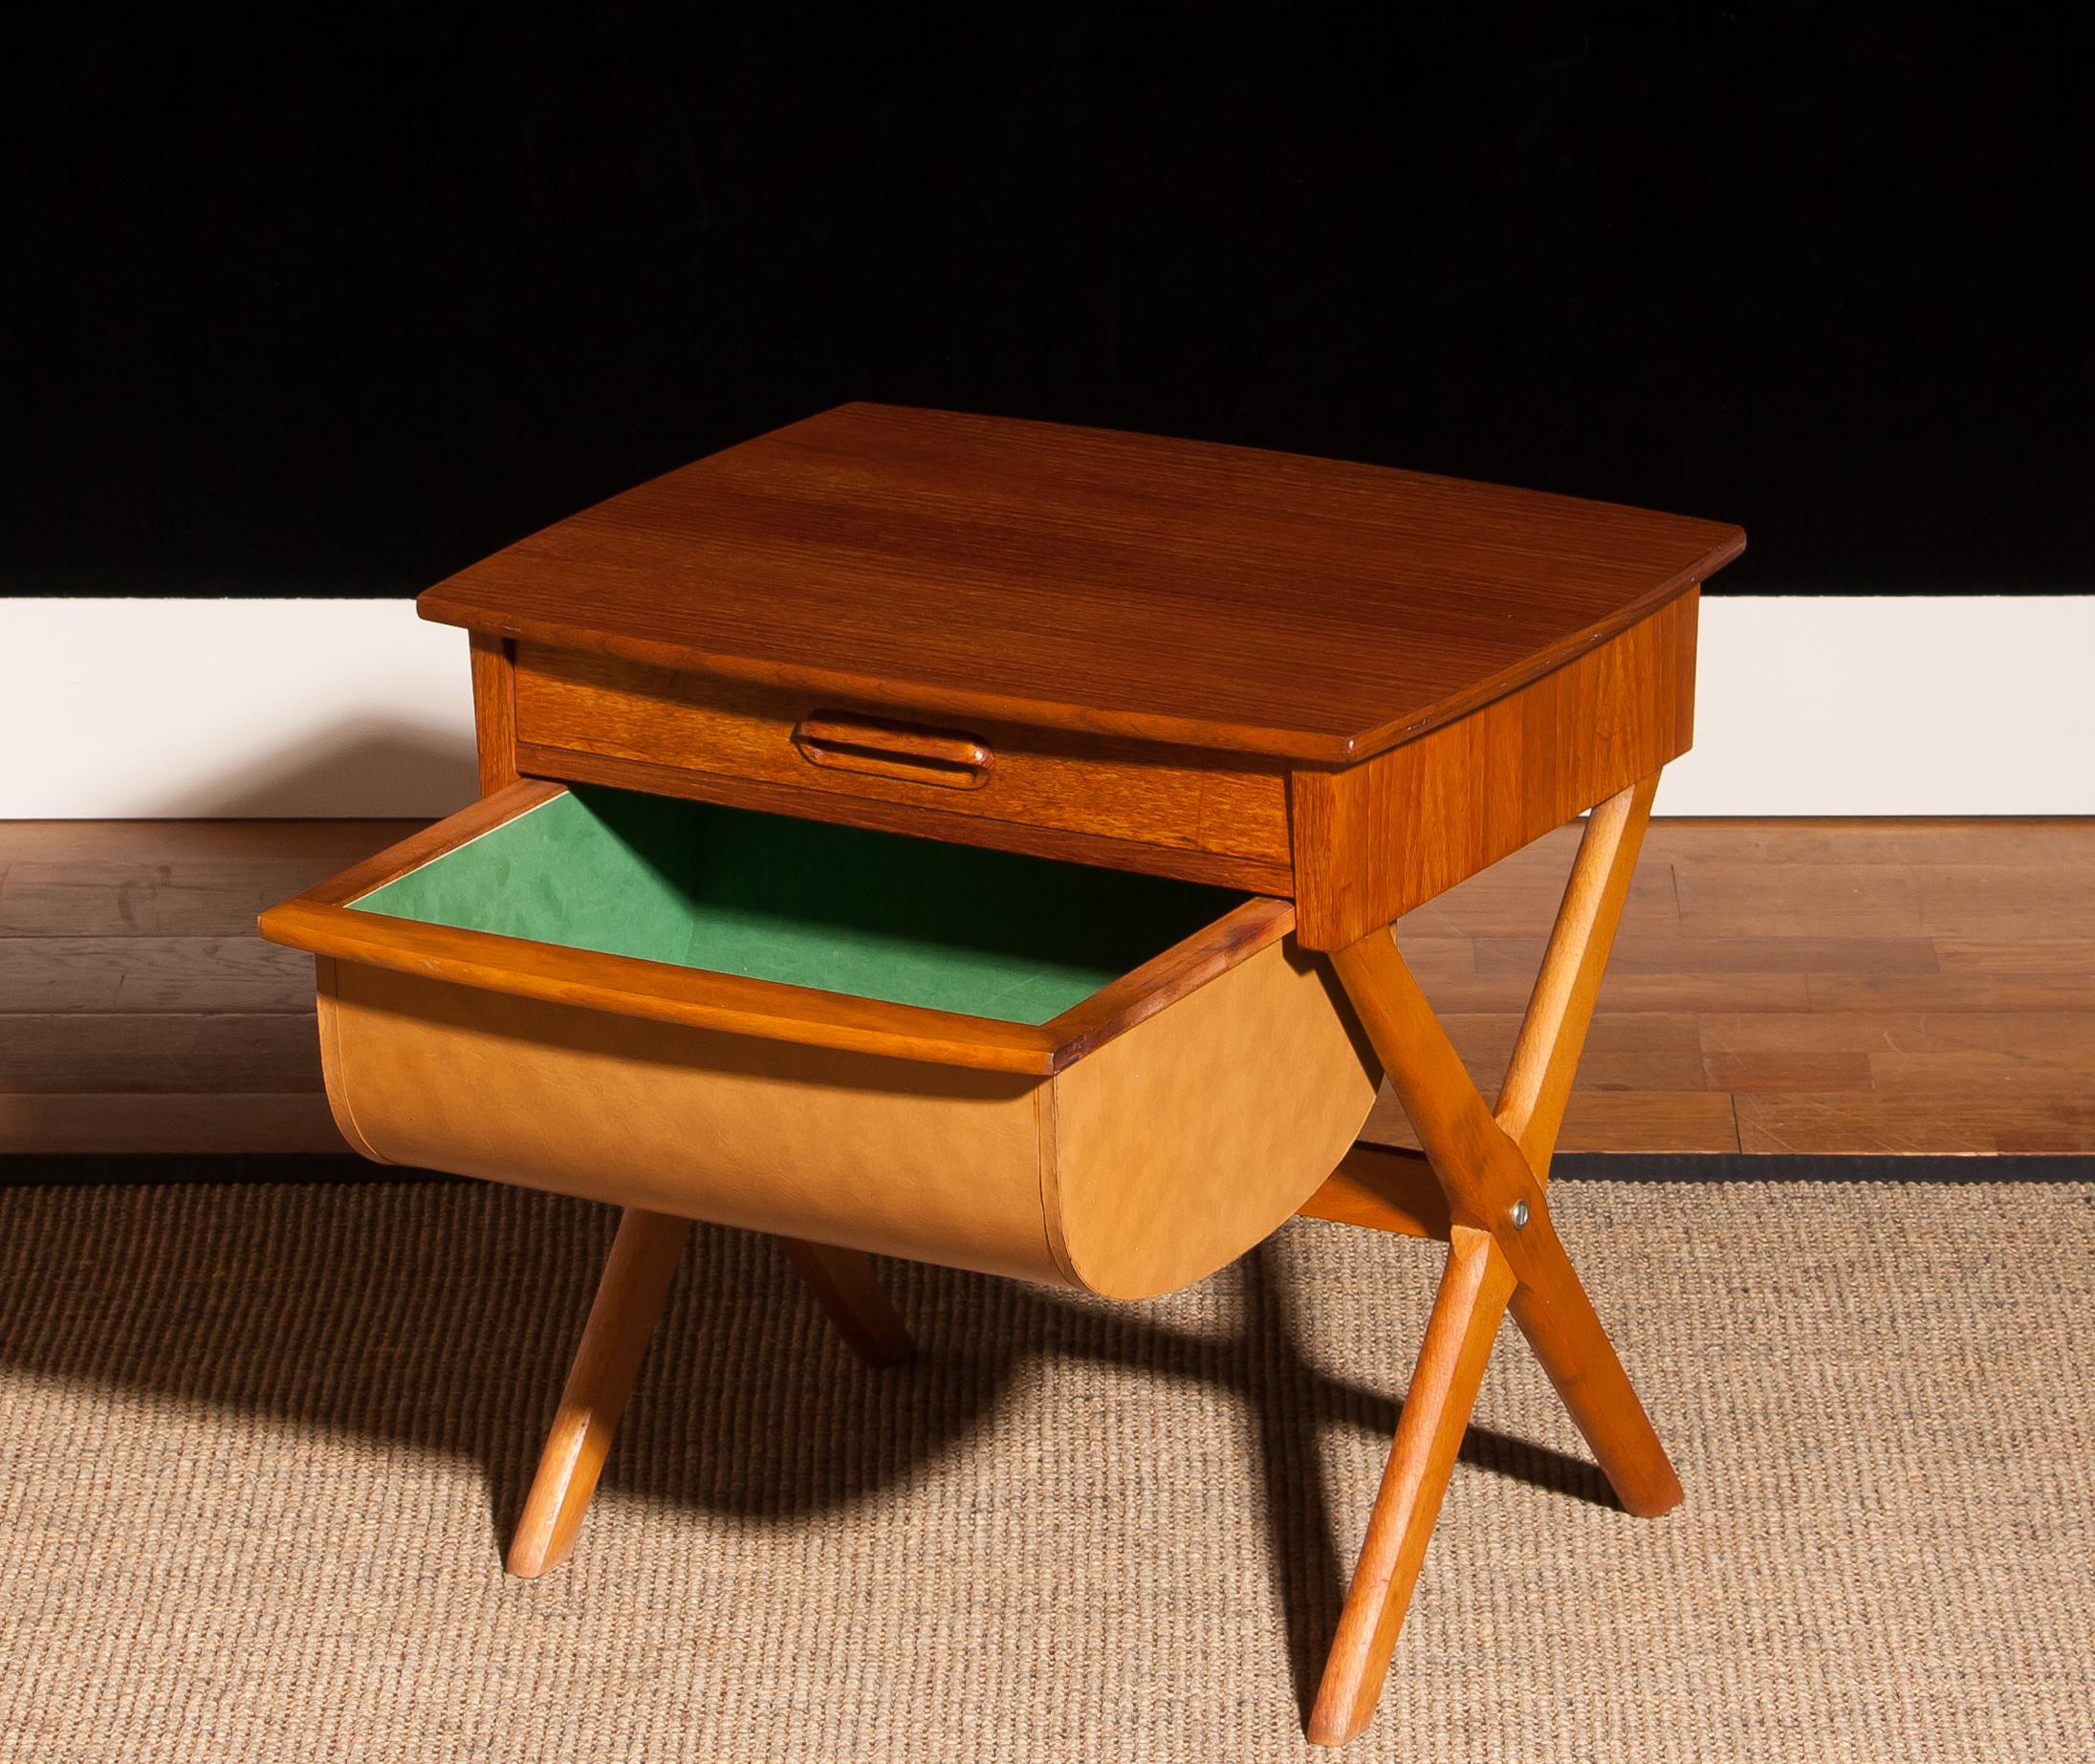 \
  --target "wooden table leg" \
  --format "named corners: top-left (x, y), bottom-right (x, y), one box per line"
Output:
top-left (510, 1216), bottom-right (911, 1579)
top-left (508, 1207), bottom-right (691, 1579)
top-left (1504, 1210), bottom-right (1683, 1518)
top-left (1494, 776), bottom-right (1663, 1173)
top-left (778, 1238), bottom-right (914, 1367)
top-left (1306, 1225), bottom-right (1515, 1746)
top-left (1301, 773), bottom-right (1682, 1743)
